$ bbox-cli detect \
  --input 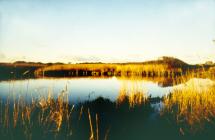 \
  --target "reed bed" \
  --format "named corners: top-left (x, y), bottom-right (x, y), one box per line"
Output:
top-left (162, 78), bottom-right (215, 133)
top-left (0, 86), bottom-right (77, 140)
top-left (34, 63), bottom-right (183, 78)
top-left (117, 80), bottom-right (148, 108)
